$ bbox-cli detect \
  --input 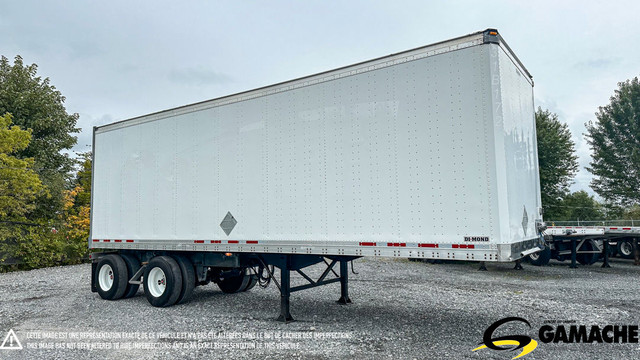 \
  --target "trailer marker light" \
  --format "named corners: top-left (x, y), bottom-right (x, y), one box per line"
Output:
top-left (103, 239), bottom-right (110, 242)
top-left (211, 240), bottom-right (221, 244)
top-left (114, 239), bottom-right (122, 242)
top-left (126, 240), bottom-right (134, 243)
top-left (92, 239), bottom-right (99, 242)
top-left (194, 240), bottom-right (204, 244)
top-left (247, 240), bottom-right (258, 244)
top-left (489, 31), bottom-right (498, 35)
top-left (228, 240), bottom-right (239, 244)
top-left (224, 253), bottom-right (232, 257)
